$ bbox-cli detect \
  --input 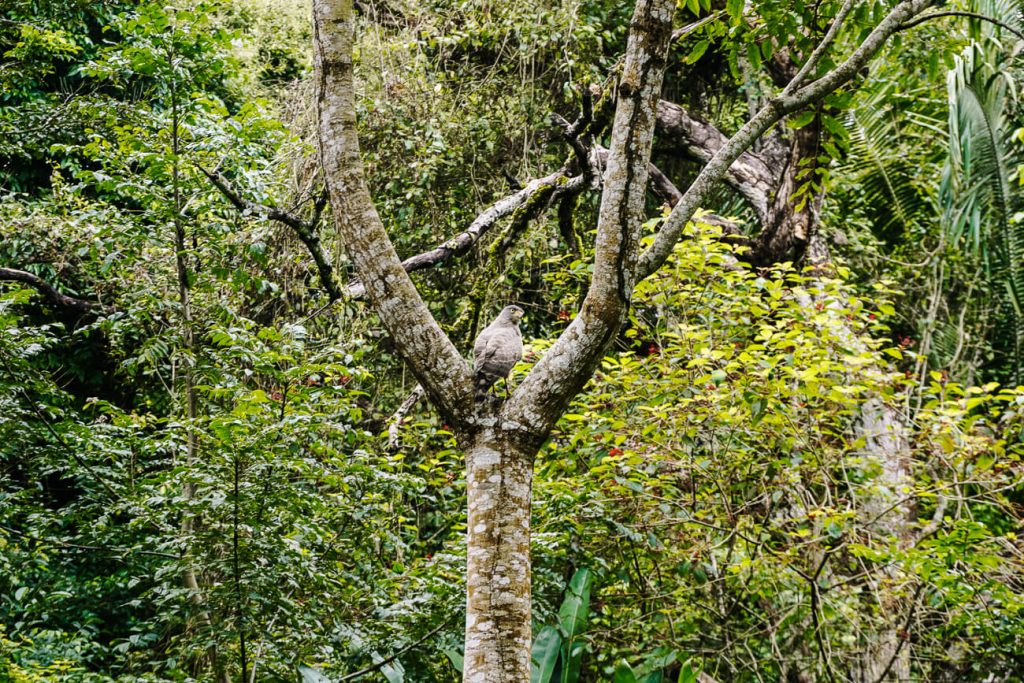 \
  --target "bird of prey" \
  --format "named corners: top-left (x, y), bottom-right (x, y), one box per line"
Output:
top-left (473, 305), bottom-right (524, 398)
